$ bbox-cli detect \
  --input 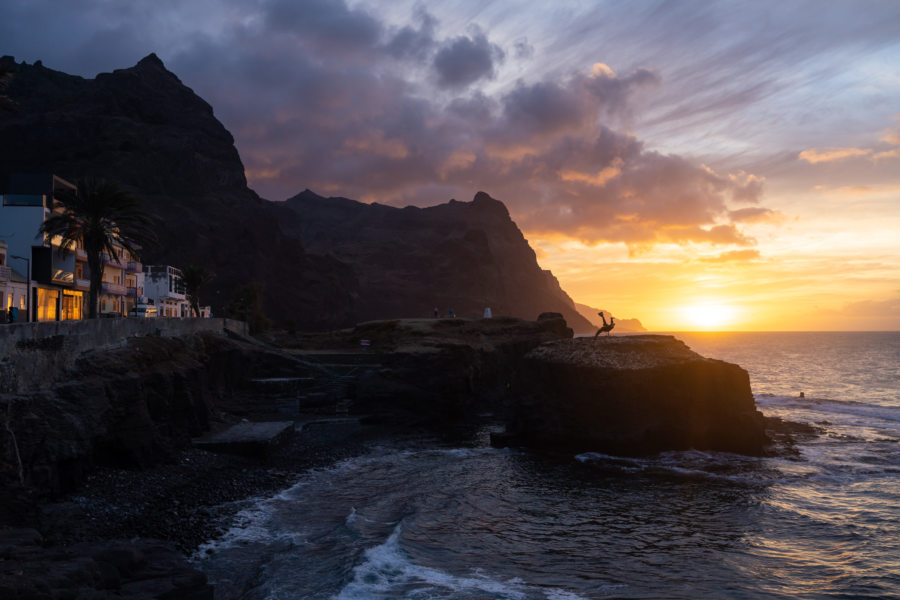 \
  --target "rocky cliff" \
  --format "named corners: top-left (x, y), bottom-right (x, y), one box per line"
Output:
top-left (274, 189), bottom-right (593, 330)
top-left (0, 55), bottom-right (595, 331)
top-left (0, 54), bottom-right (357, 330)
